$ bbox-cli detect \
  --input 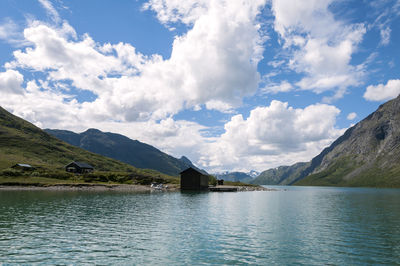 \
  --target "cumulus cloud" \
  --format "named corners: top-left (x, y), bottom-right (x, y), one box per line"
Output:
top-left (200, 100), bottom-right (343, 171)
top-left (271, 0), bottom-right (366, 100)
top-left (5, 0), bottom-right (266, 122)
top-left (364, 80), bottom-right (400, 101)
top-left (0, 70), bottom-right (24, 94)
top-left (205, 100), bottom-right (234, 113)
